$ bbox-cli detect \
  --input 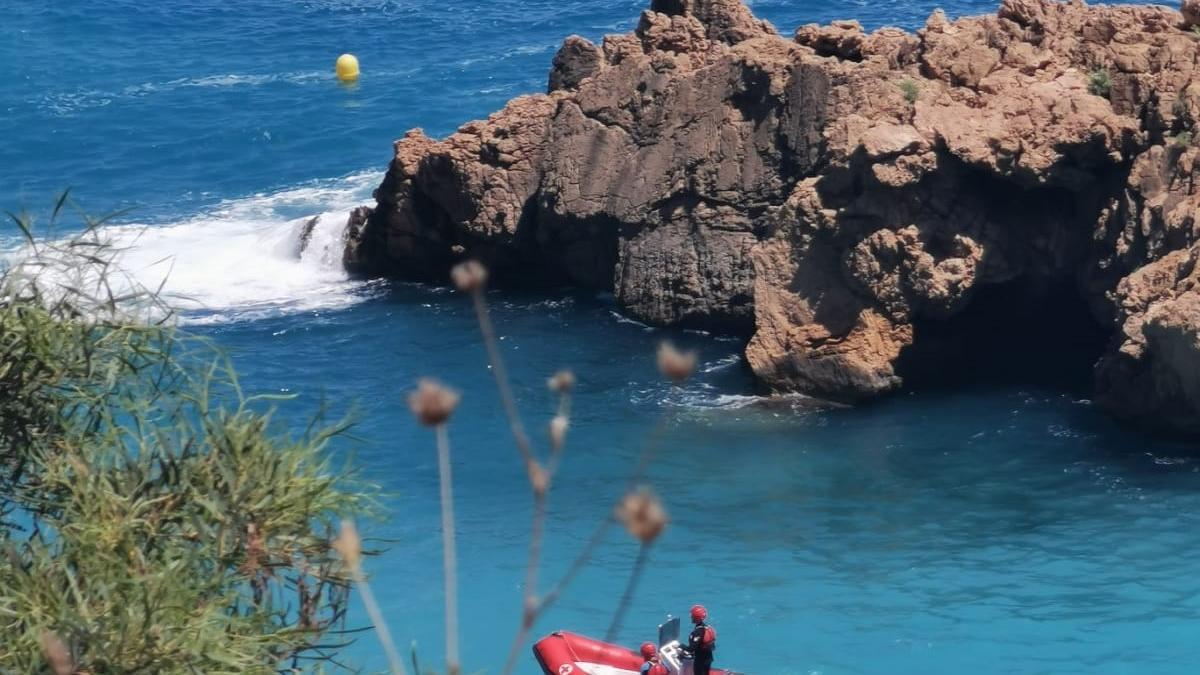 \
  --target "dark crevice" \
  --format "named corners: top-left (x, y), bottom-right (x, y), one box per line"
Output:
top-left (649, 0), bottom-right (686, 16)
top-left (895, 278), bottom-right (1108, 395)
top-left (729, 64), bottom-right (775, 124)
top-left (456, 193), bottom-right (622, 291)
top-left (778, 62), bottom-right (831, 183)
top-left (524, 200), bottom-right (622, 291)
